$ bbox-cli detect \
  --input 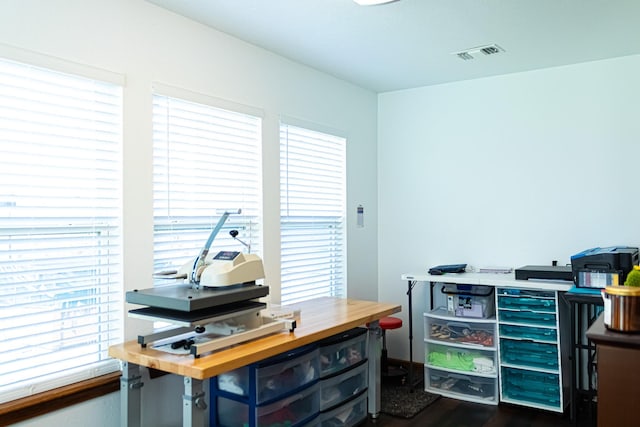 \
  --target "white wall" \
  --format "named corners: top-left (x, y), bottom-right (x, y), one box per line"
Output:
top-left (0, 0), bottom-right (378, 425)
top-left (378, 54), bottom-right (640, 363)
